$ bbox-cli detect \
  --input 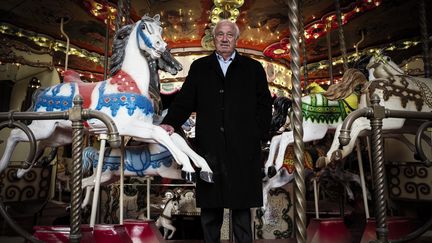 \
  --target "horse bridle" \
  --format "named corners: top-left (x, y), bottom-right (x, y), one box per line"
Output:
top-left (136, 21), bottom-right (155, 50)
top-left (373, 53), bottom-right (405, 76)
